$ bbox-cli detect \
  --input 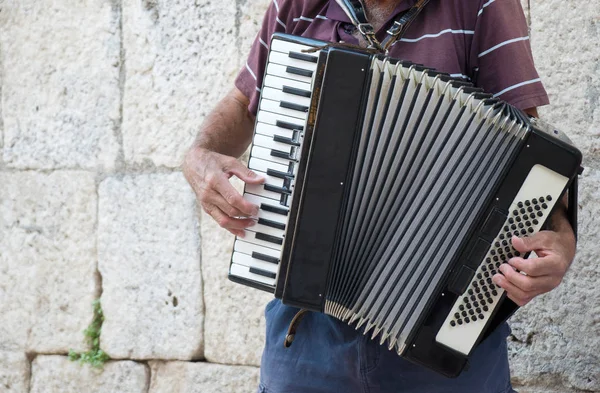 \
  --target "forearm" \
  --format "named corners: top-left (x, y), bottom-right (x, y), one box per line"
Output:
top-left (192, 87), bottom-right (255, 158)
